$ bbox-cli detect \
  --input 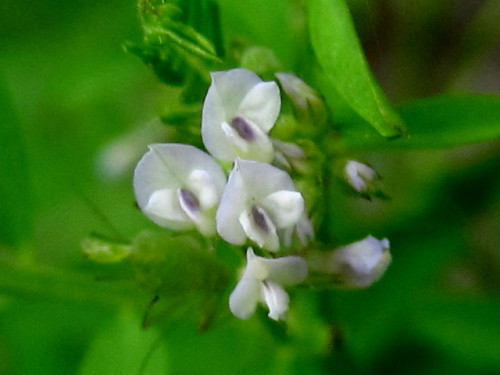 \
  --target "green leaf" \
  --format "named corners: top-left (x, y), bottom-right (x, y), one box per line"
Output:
top-left (78, 309), bottom-right (169, 375)
top-left (215, 0), bottom-right (294, 66)
top-left (0, 75), bottom-right (33, 247)
top-left (308, 0), bottom-right (405, 137)
top-left (131, 230), bottom-right (231, 329)
top-left (336, 94), bottom-right (500, 150)
top-left (412, 297), bottom-right (500, 369)
top-left (132, 230), bottom-right (229, 296)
